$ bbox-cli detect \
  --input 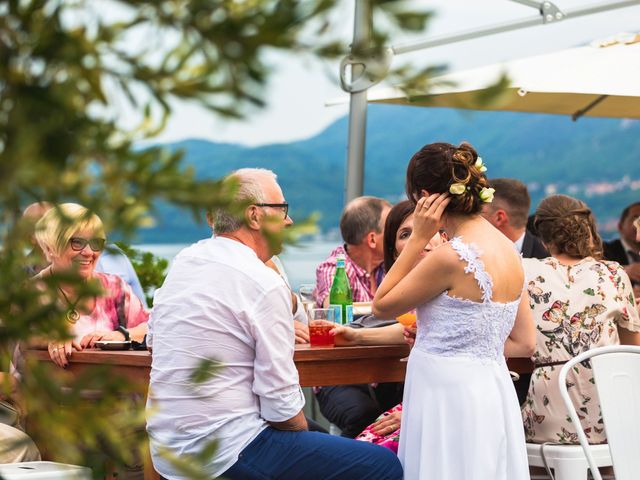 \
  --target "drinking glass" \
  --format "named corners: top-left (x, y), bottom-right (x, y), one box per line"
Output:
top-left (298, 284), bottom-right (316, 321)
top-left (309, 308), bottom-right (337, 348)
top-left (396, 310), bottom-right (417, 362)
top-left (396, 310), bottom-right (417, 328)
